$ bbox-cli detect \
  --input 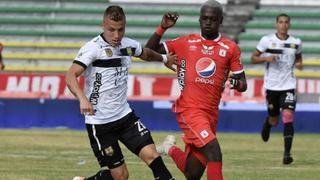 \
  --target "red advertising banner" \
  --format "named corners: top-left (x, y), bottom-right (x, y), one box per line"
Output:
top-left (0, 73), bottom-right (320, 102)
